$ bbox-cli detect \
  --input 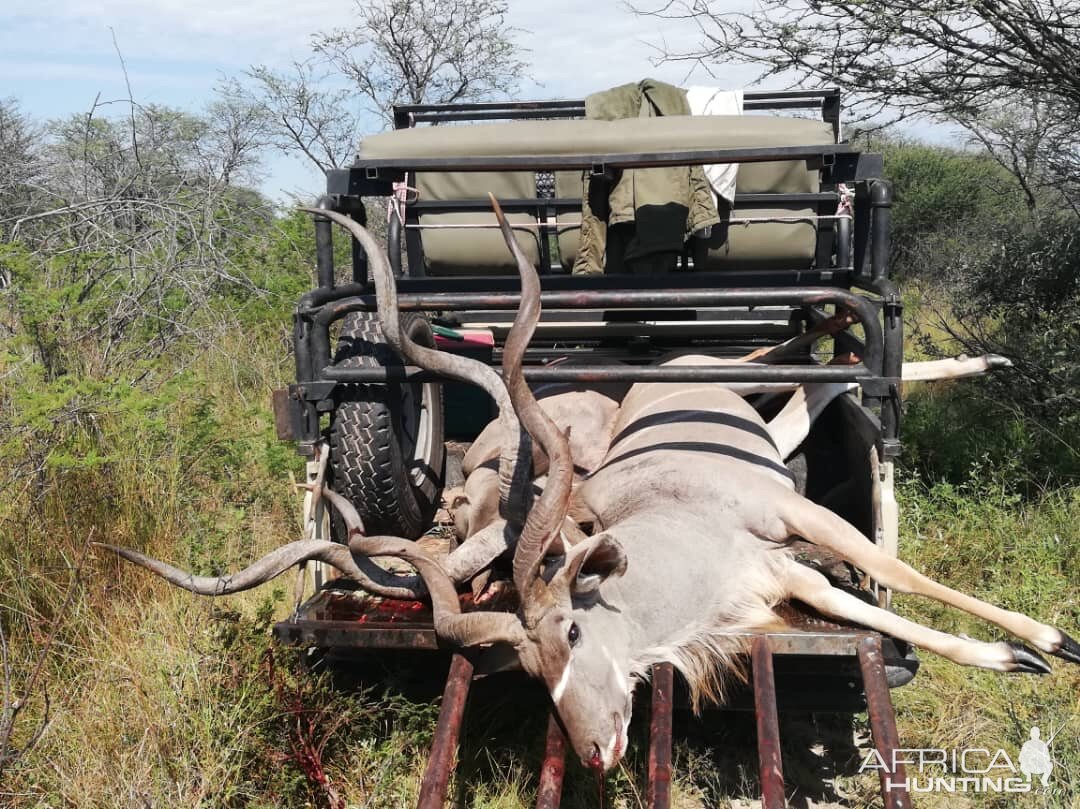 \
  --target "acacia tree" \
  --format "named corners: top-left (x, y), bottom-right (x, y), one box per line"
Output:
top-left (0, 99), bottom-right (42, 251)
top-left (312, 0), bottom-right (527, 125)
top-left (246, 60), bottom-right (364, 174)
top-left (638, 0), bottom-right (1080, 456)
top-left (248, 0), bottom-right (528, 172)
top-left (639, 0), bottom-right (1080, 209)
top-left (3, 94), bottom-right (270, 379)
